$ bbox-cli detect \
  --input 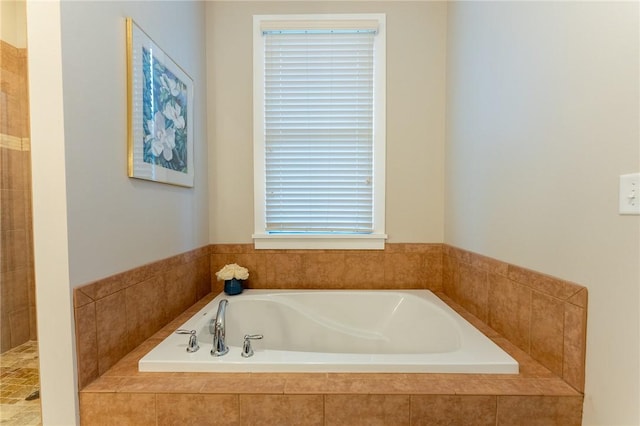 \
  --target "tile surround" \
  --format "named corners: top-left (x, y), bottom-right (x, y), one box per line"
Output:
top-left (240, 394), bottom-right (324, 425)
top-left (325, 394), bottom-right (410, 425)
top-left (77, 290), bottom-right (584, 425)
top-left (496, 395), bottom-right (583, 426)
top-left (210, 243), bottom-right (443, 292)
top-left (443, 245), bottom-right (588, 392)
top-left (73, 246), bottom-right (210, 389)
top-left (79, 392), bottom-right (156, 426)
top-left (74, 243), bottom-right (587, 424)
top-left (157, 394), bottom-right (240, 425)
top-left (411, 395), bottom-right (497, 426)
